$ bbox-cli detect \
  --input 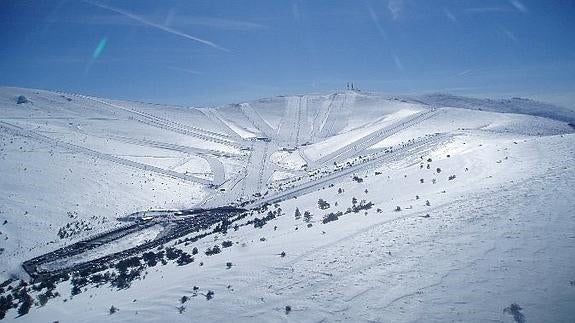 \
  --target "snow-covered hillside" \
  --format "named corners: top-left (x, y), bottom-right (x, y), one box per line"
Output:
top-left (0, 87), bottom-right (574, 322)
